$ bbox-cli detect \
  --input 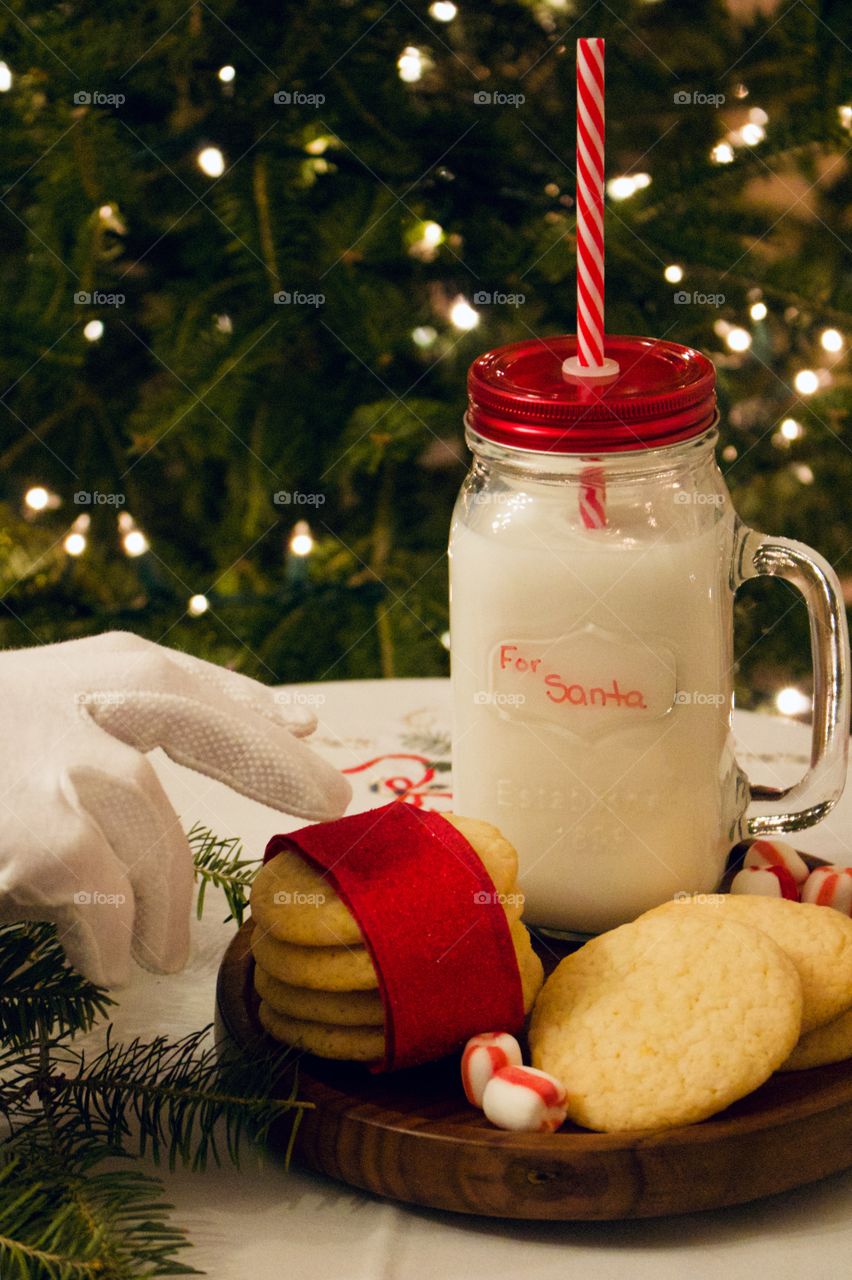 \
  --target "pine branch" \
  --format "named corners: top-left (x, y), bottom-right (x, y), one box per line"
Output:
top-left (33, 1025), bottom-right (311, 1173)
top-left (0, 1155), bottom-right (199, 1280)
top-left (0, 923), bottom-right (113, 1049)
top-left (188, 823), bottom-right (261, 926)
